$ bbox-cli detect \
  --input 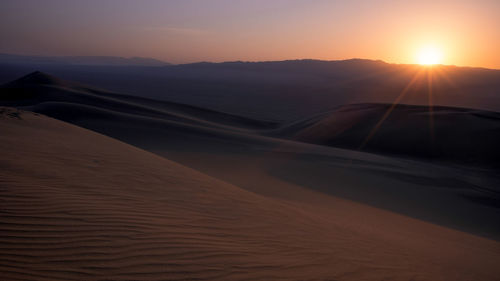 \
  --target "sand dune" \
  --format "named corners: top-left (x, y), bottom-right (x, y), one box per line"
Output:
top-left (1, 71), bottom-right (278, 131)
top-left (3, 72), bottom-right (500, 168)
top-left (2, 72), bottom-right (500, 240)
top-left (1, 107), bottom-right (500, 280)
top-left (272, 103), bottom-right (500, 168)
